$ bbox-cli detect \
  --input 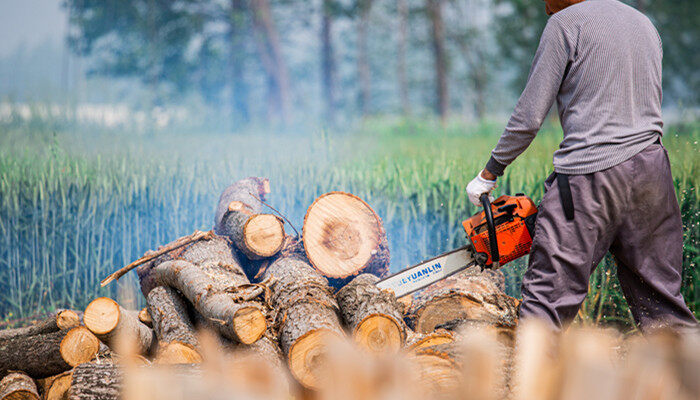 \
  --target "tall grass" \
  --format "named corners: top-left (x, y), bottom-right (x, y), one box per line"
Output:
top-left (0, 119), bottom-right (697, 330)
